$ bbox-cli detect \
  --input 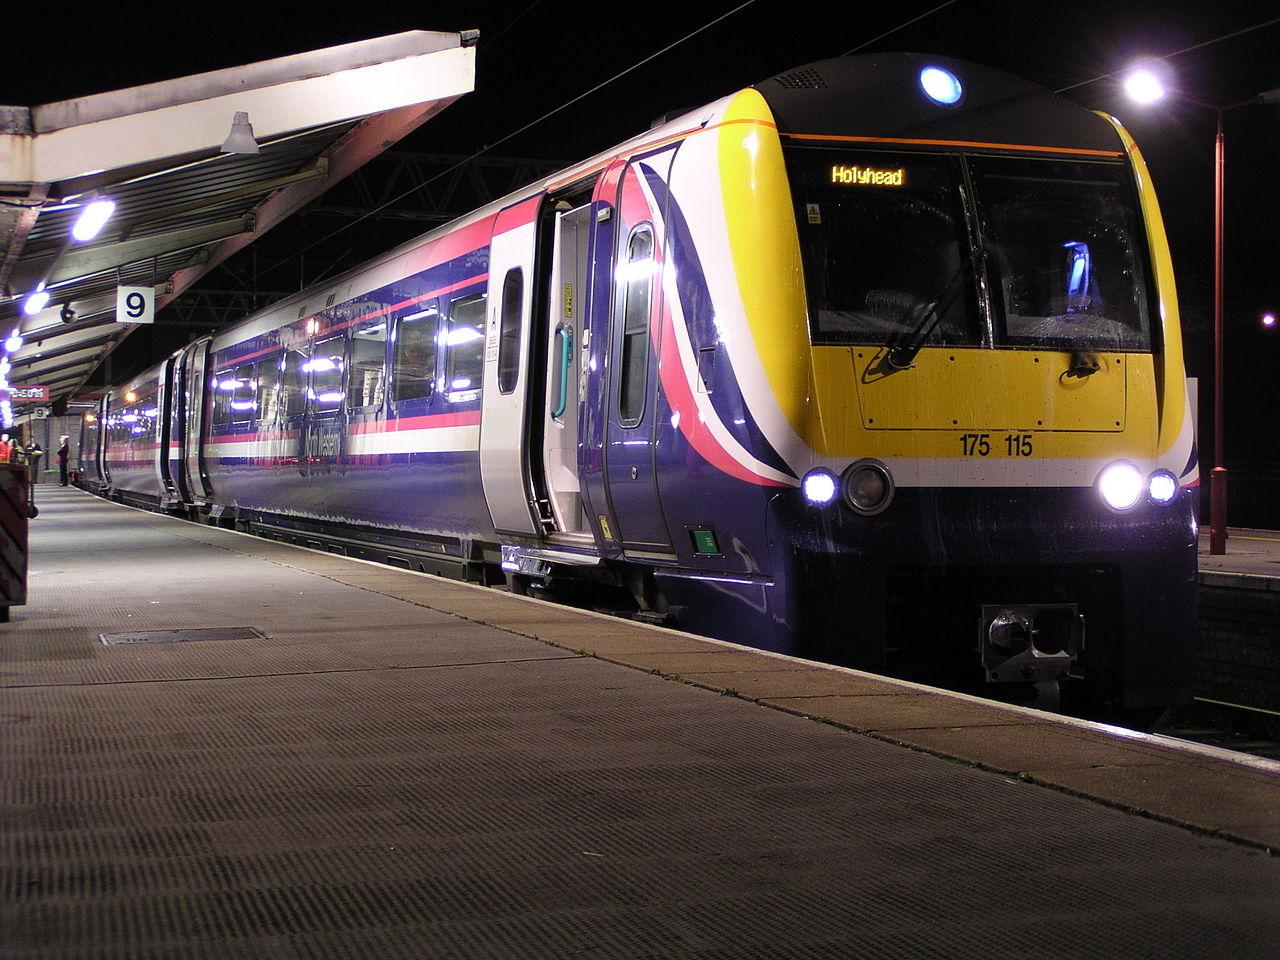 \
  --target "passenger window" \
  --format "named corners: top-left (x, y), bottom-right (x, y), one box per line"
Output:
top-left (281, 349), bottom-right (308, 419)
top-left (445, 294), bottom-right (485, 401)
top-left (349, 318), bottom-right (388, 410)
top-left (498, 270), bottom-right (523, 395)
top-left (393, 302), bottom-right (439, 404)
top-left (307, 336), bottom-right (345, 415)
top-left (230, 364), bottom-right (257, 426)
top-left (618, 225), bottom-right (654, 426)
top-left (258, 357), bottom-right (283, 426)
top-left (211, 370), bottom-right (236, 429)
